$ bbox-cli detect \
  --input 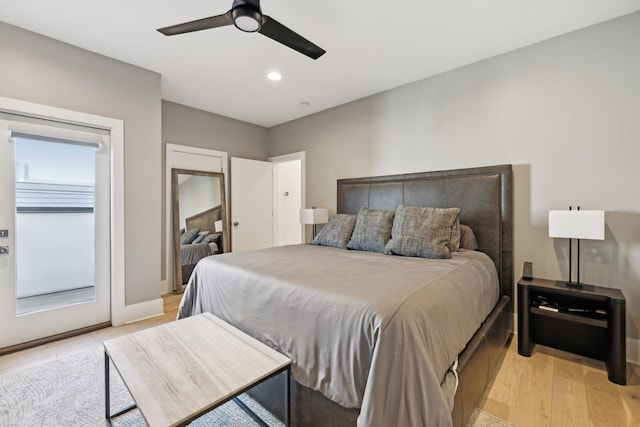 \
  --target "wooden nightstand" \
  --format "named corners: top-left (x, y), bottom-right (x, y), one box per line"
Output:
top-left (517, 277), bottom-right (626, 385)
